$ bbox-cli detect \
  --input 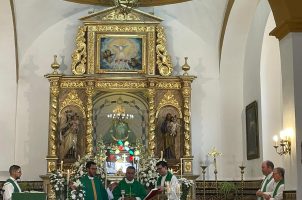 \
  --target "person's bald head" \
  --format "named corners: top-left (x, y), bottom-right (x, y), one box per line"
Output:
top-left (261, 160), bottom-right (274, 176)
